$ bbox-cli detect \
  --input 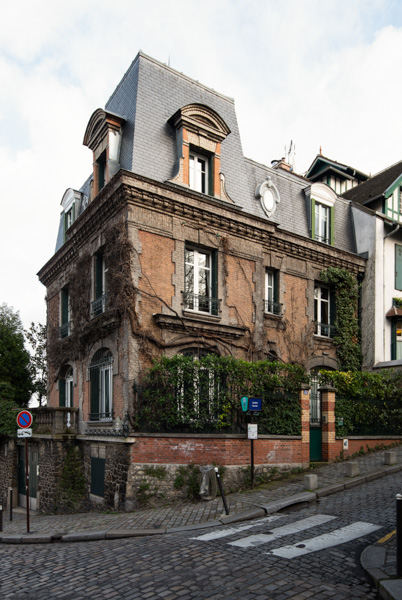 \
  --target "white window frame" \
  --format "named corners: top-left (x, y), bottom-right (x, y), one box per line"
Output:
top-left (99, 362), bottom-right (113, 421)
top-left (314, 285), bottom-right (331, 337)
top-left (315, 202), bottom-right (330, 244)
top-left (265, 270), bottom-right (275, 314)
top-left (65, 368), bottom-right (73, 428)
top-left (184, 247), bottom-right (213, 314)
top-left (189, 152), bottom-right (208, 193)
